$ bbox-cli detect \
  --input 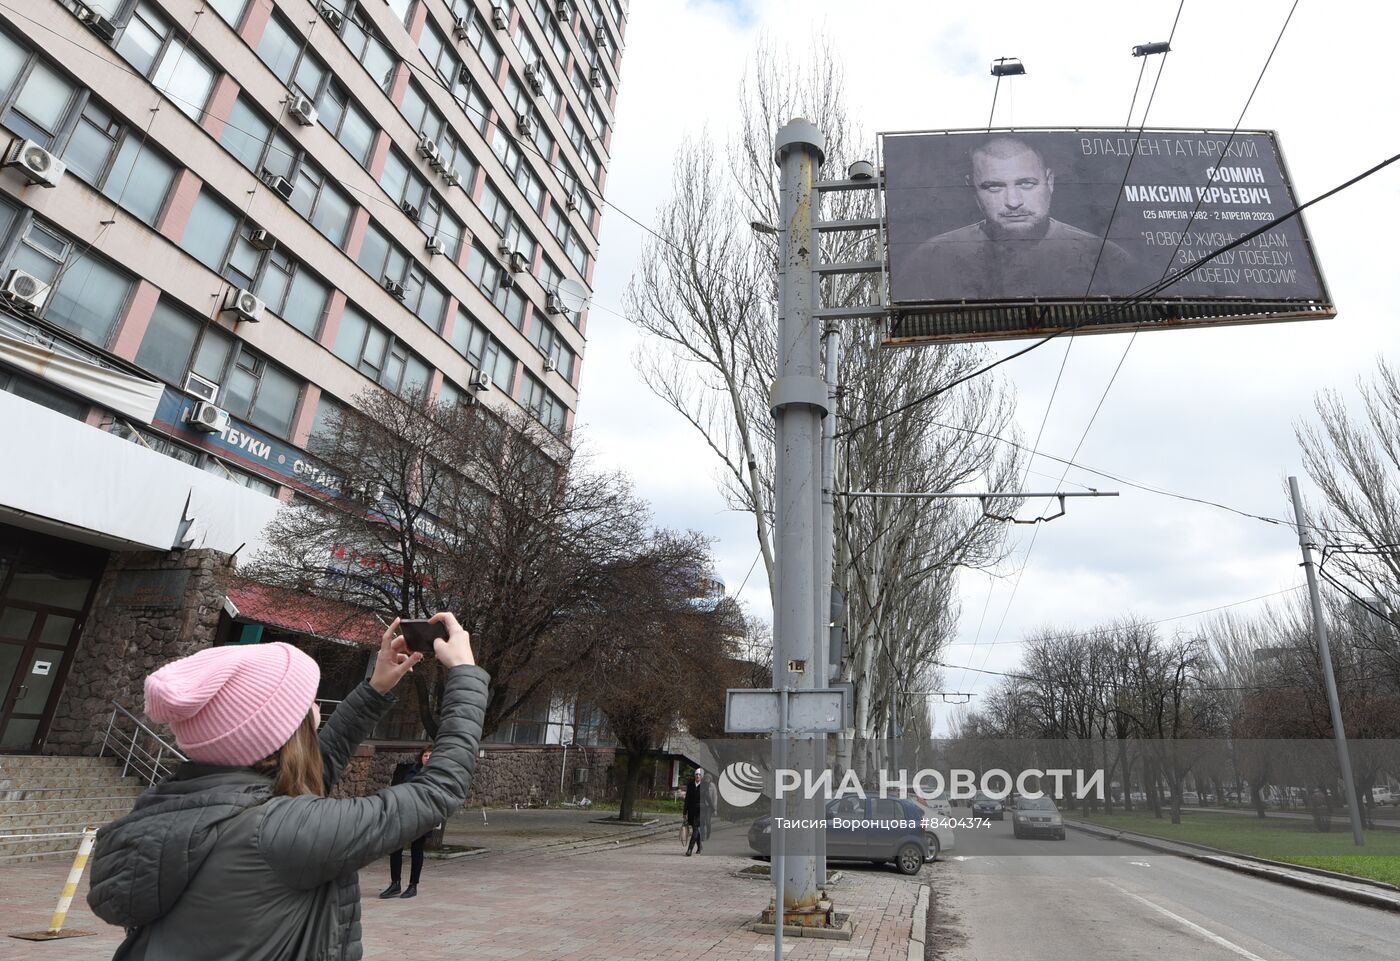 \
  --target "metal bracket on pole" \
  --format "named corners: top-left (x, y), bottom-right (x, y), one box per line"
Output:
top-left (768, 376), bottom-right (830, 418)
